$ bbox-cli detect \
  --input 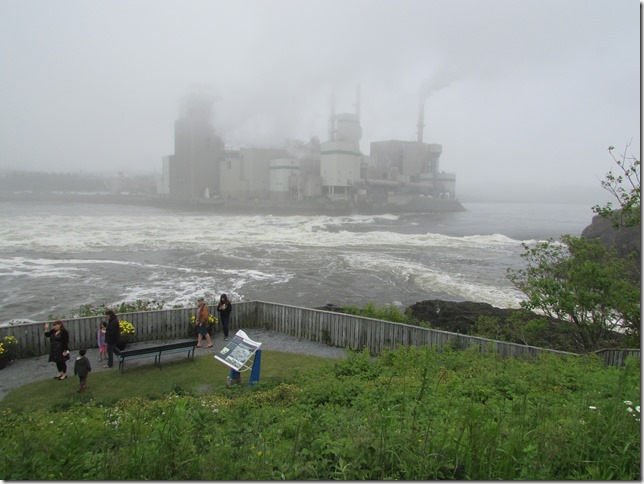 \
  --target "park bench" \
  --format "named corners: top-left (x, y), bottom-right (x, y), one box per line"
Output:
top-left (114, 340), bottom-right (197, 373)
